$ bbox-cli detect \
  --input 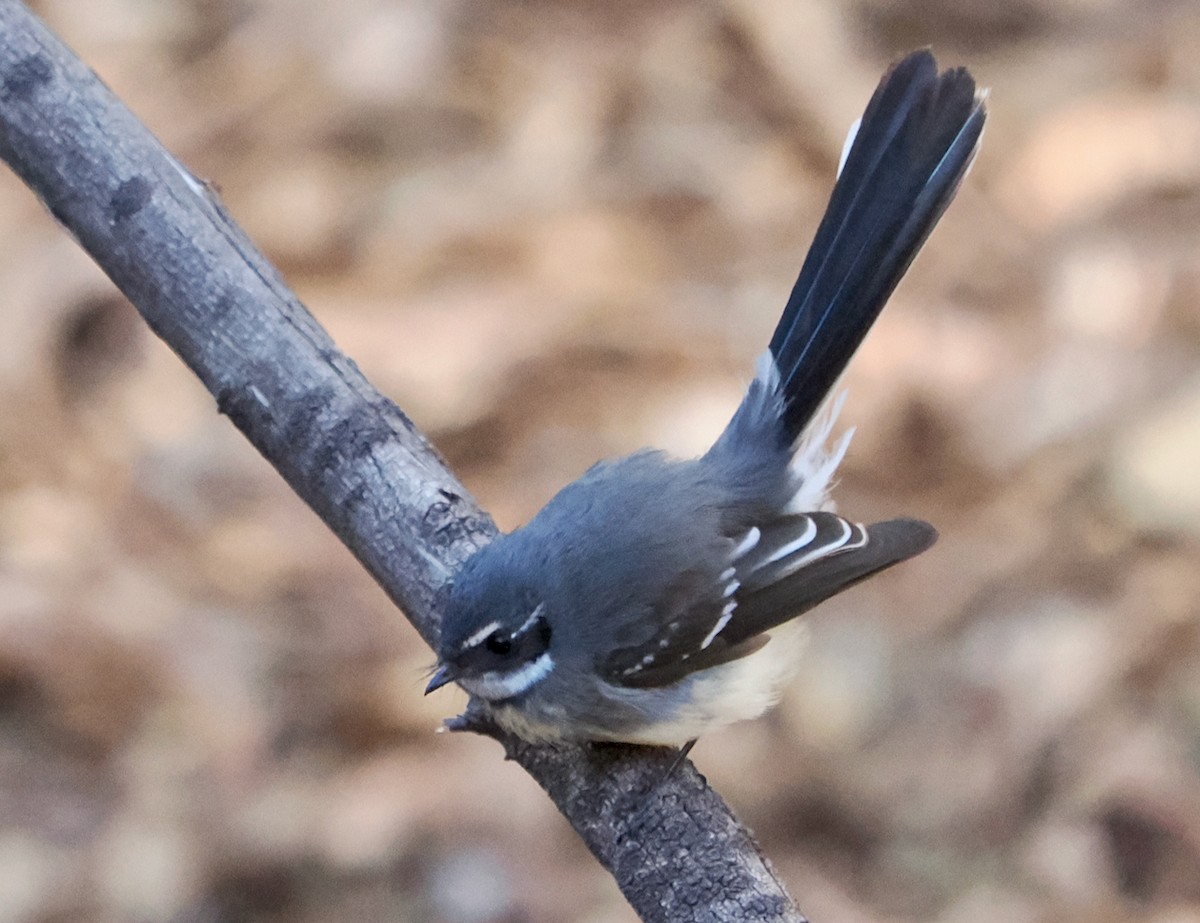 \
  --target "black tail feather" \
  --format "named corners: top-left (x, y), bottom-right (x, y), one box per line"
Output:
top-left (769, 50), bottom-right (986, 442)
